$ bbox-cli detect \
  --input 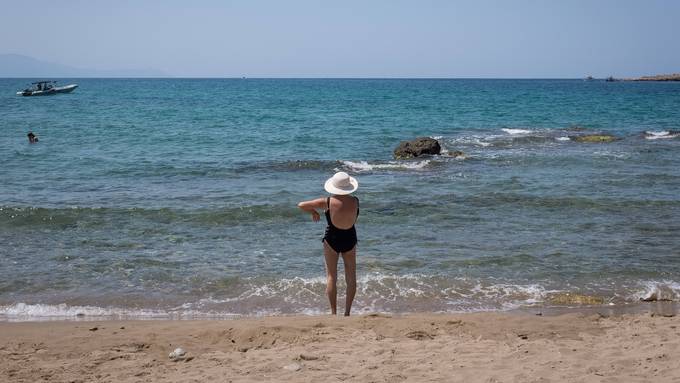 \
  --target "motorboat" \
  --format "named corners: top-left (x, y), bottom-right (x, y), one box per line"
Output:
top-left (17, 81), bottom-right (78, 96)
